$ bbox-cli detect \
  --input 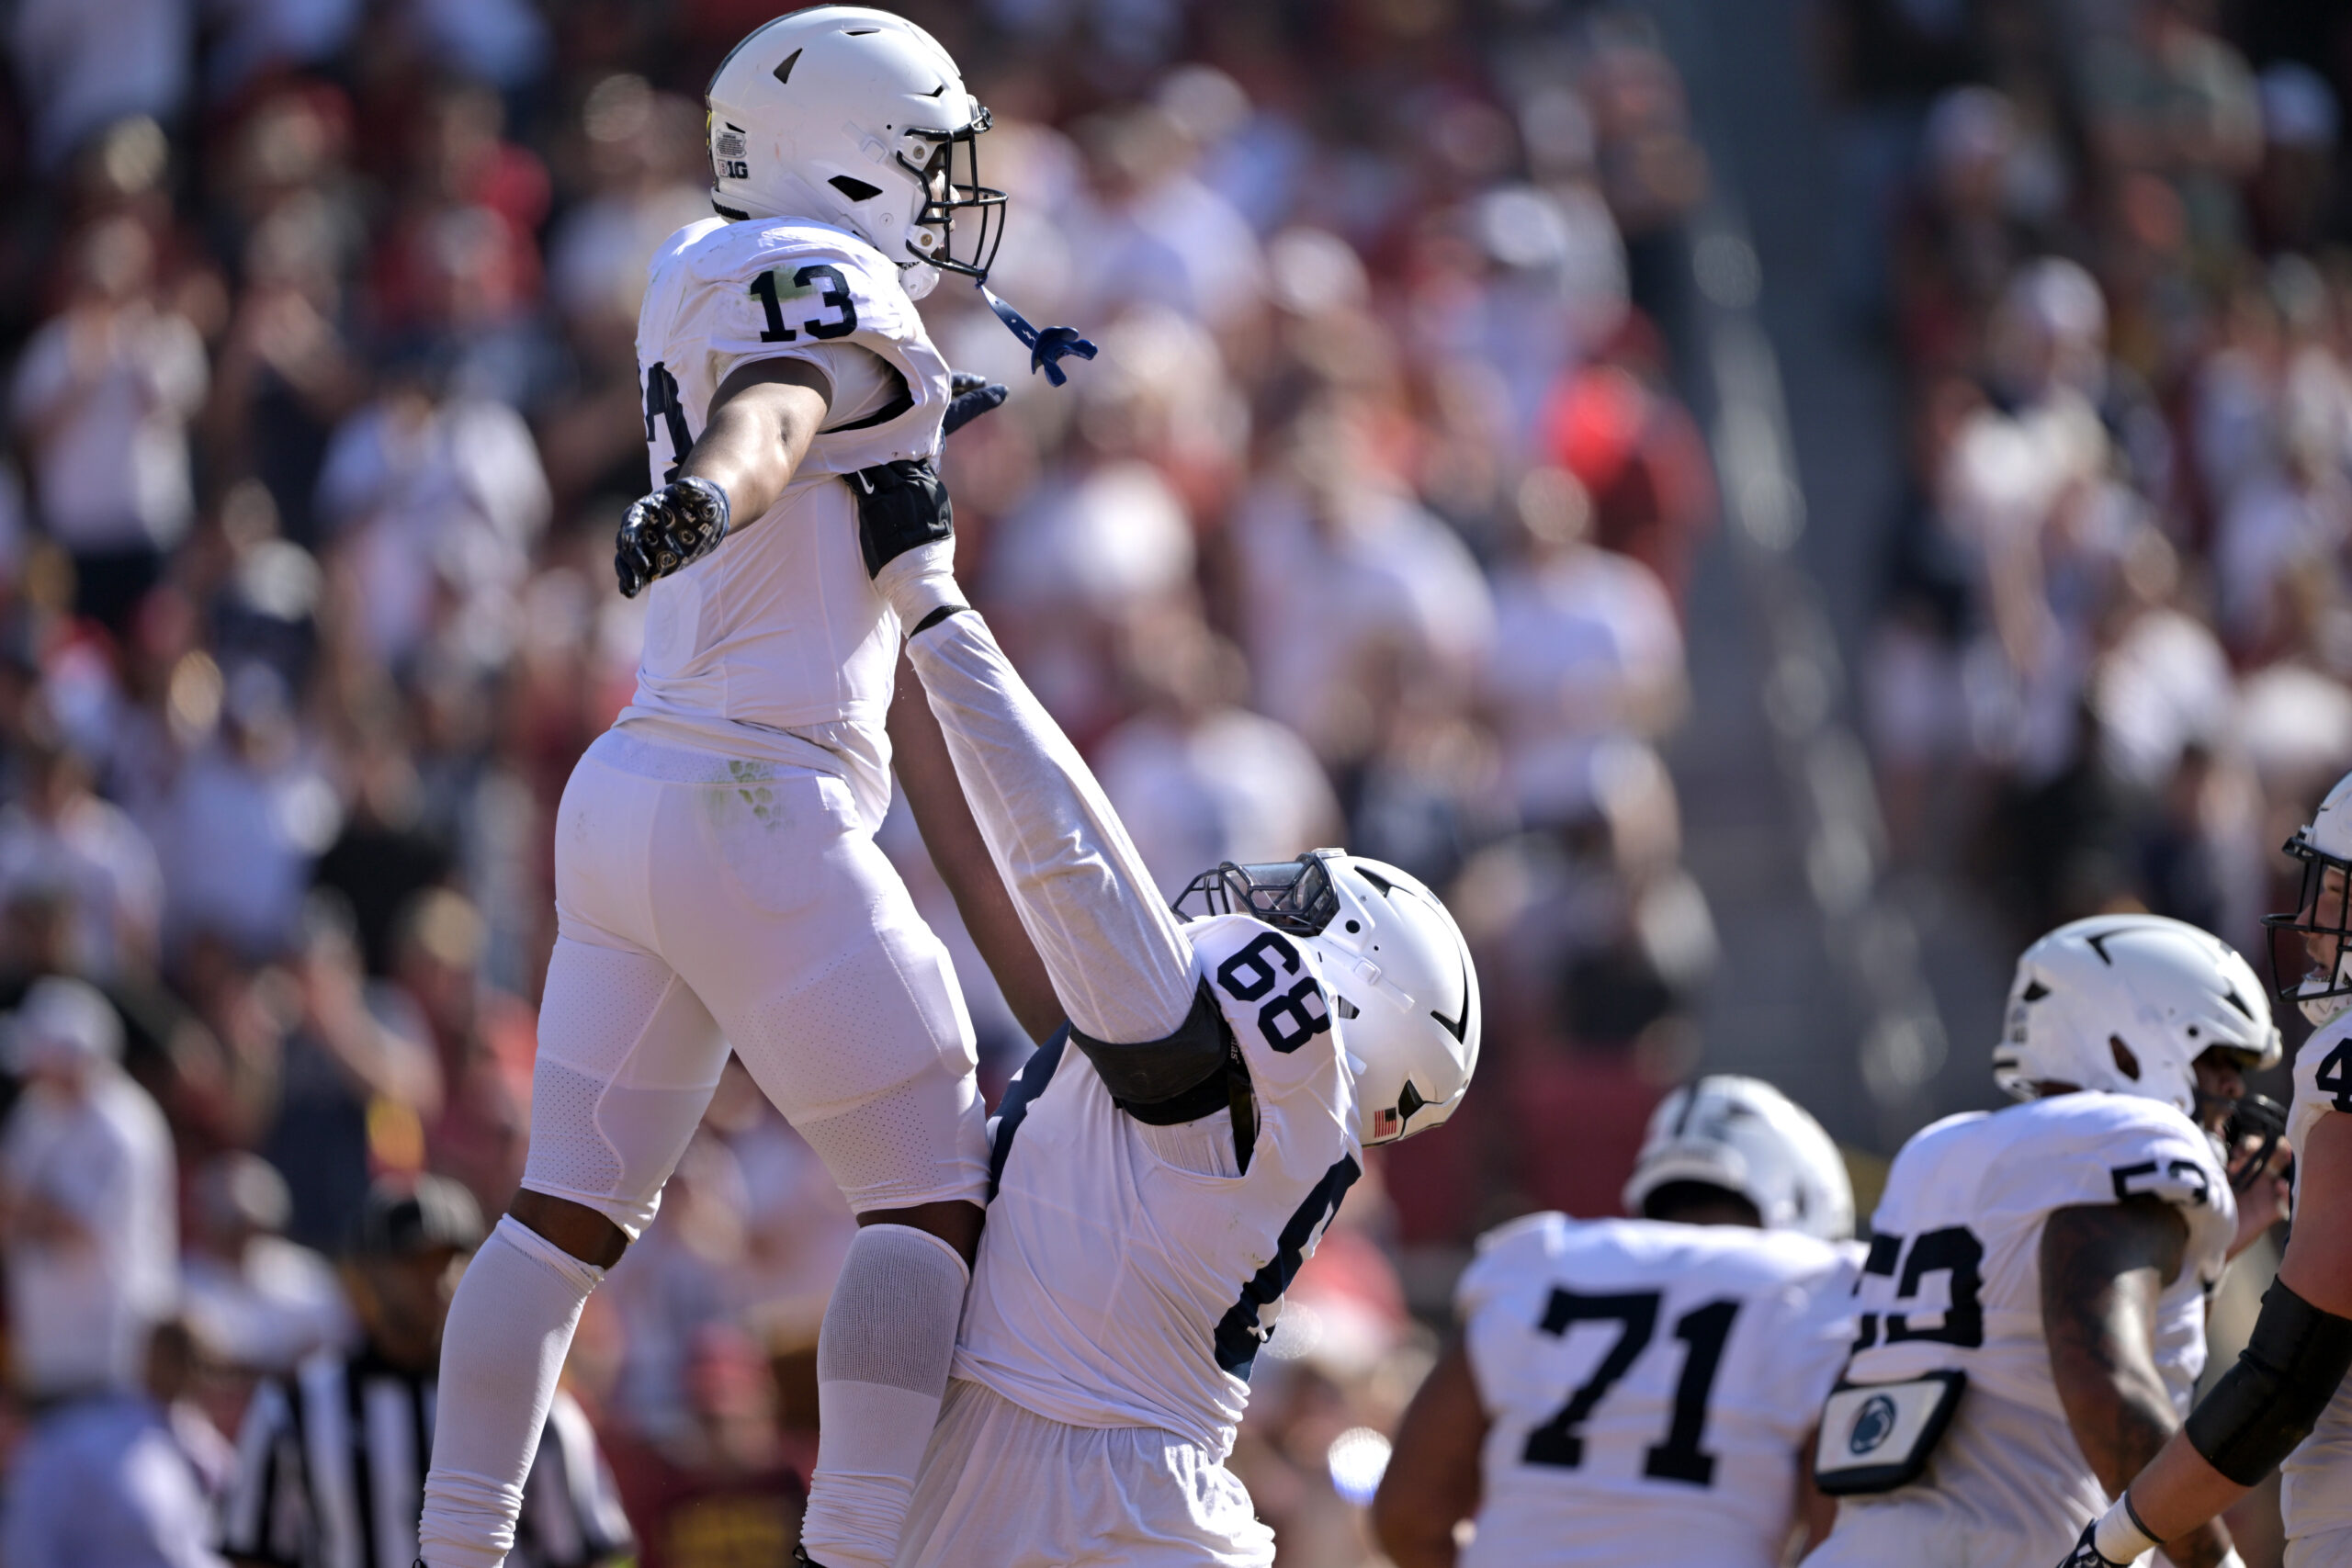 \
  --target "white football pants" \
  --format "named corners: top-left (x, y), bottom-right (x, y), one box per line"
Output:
top-left (525, 728), bottom-right (988, 1235)
top-left (897, 1379), bottom-right (1273, 1568)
